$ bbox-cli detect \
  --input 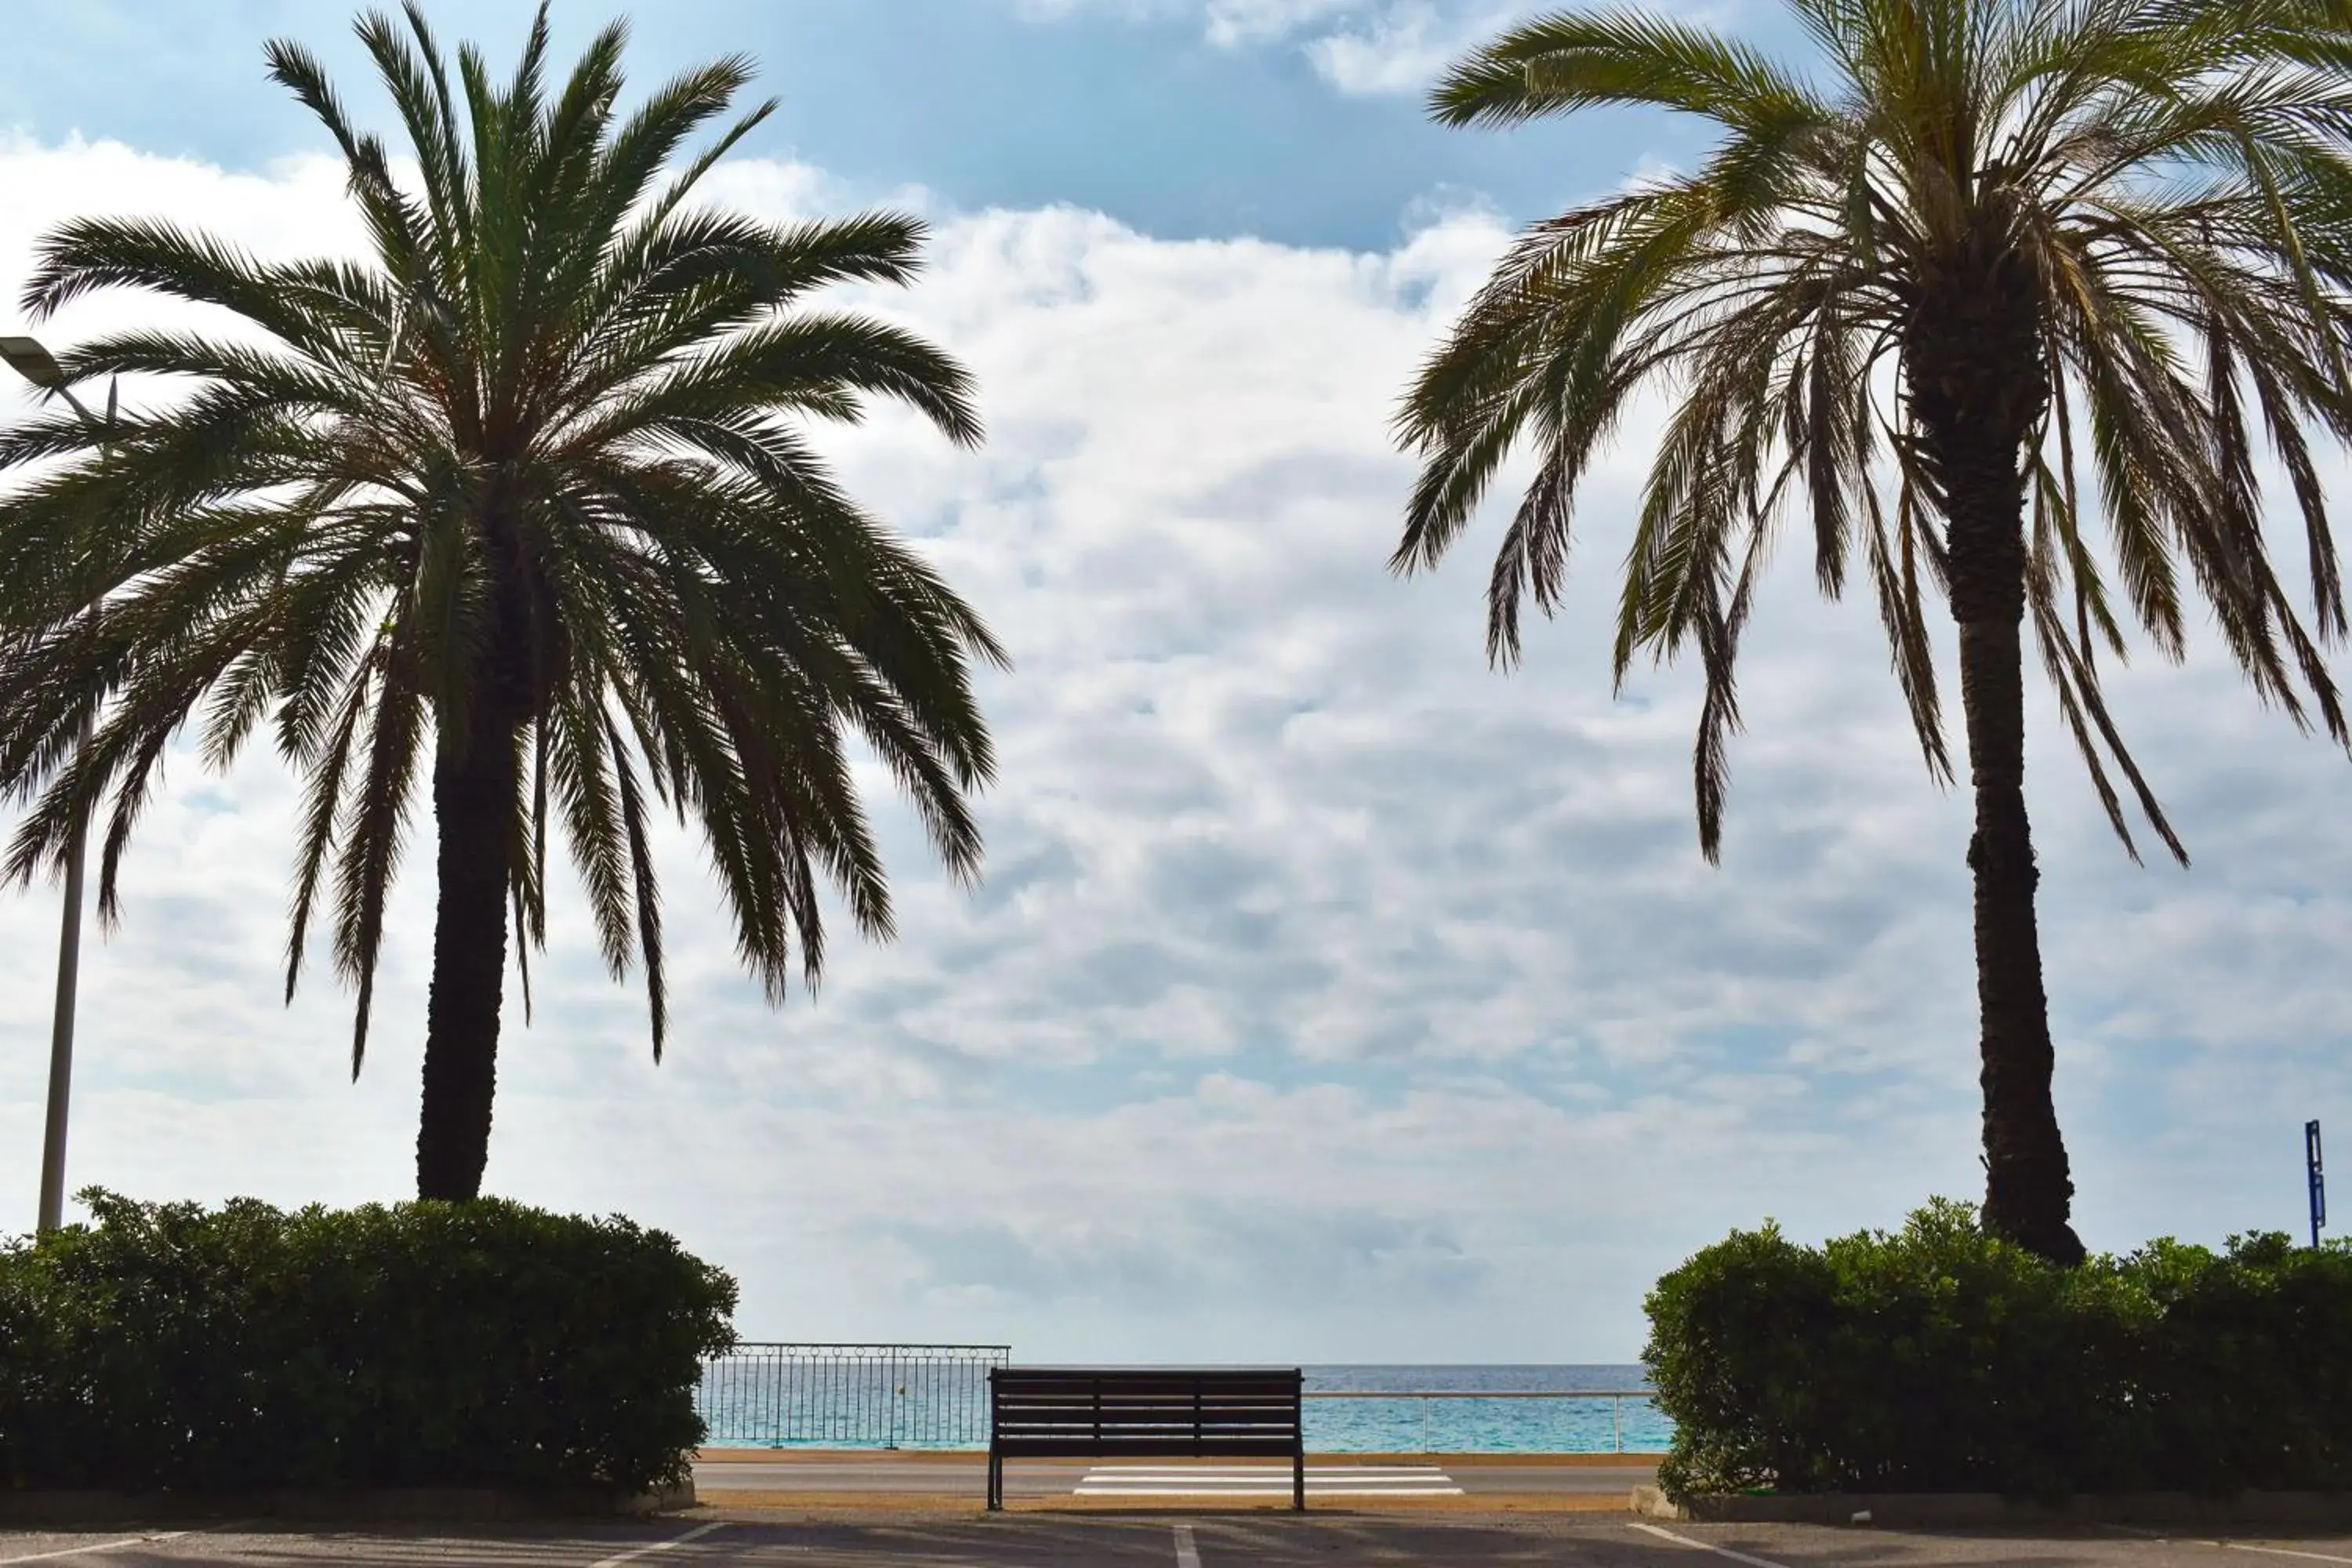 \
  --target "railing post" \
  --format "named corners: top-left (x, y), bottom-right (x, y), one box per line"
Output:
top-left (1613, 1394), bottom-right (1623, 1454)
